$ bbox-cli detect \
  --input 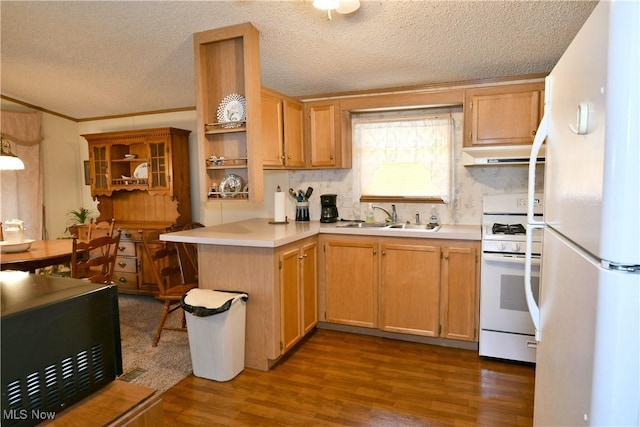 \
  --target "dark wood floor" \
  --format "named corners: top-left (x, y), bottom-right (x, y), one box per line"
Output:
top-left (161, 329), bottom-right (534, 426)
